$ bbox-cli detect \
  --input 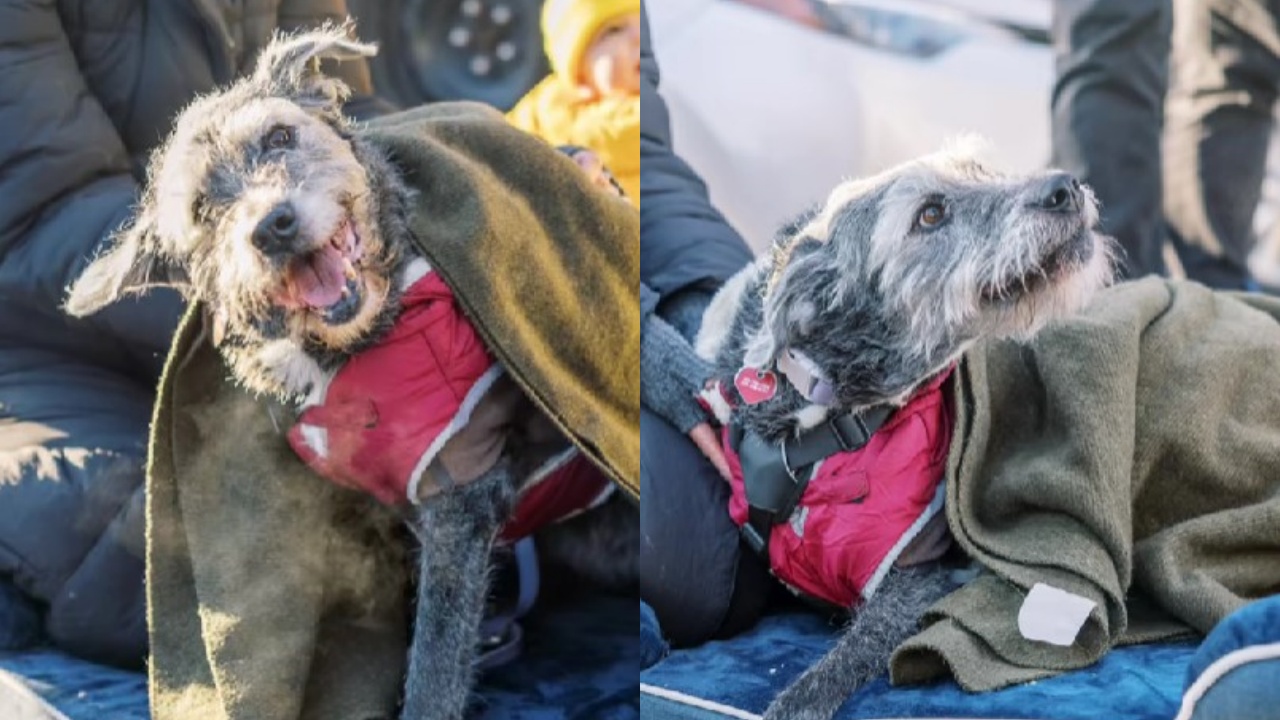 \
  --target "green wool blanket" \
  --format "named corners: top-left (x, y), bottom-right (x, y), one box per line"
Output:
top-left (891, 277), bottom-right (1280, 691)
top-left (145, 103), bottom-right (639, 720)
